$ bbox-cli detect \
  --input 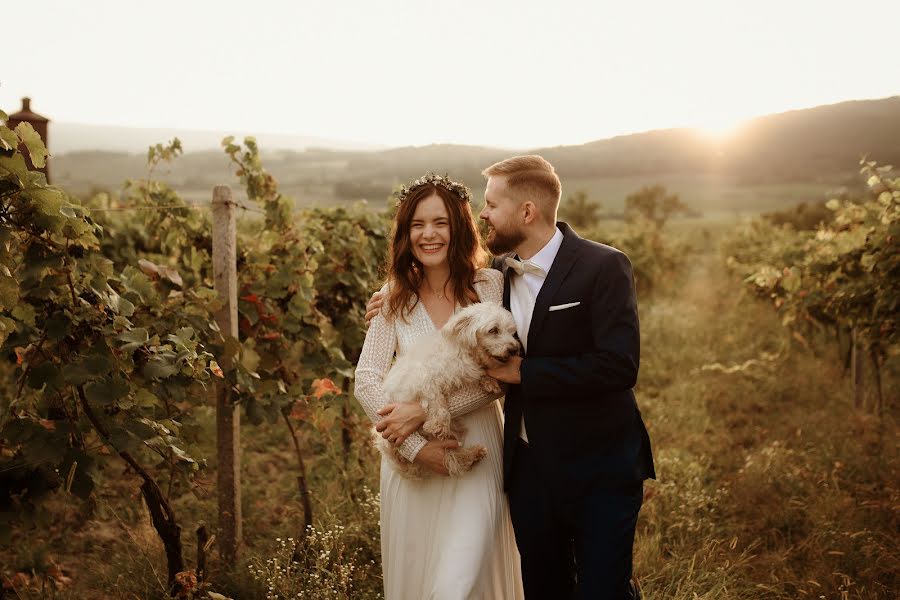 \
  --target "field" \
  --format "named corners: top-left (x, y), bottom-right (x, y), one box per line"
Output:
top-left (564, 174), bottom-right (844, 216)
top-left (52, 149), bottom-right (852, 216)
top-left (2, 214), bottom-right (896, 599)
